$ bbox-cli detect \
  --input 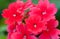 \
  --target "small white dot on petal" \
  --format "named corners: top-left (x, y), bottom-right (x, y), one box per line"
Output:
top-left (42, 12), bottom-right (46, 15)
top-left (24, 35), bottom-right (26, 38)
top-left (13, 14), bottom-right (16, 17)
top-left (23, 35), bottom-right (26, 39)
top-left (34, 24), bottom-right (37, 28)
